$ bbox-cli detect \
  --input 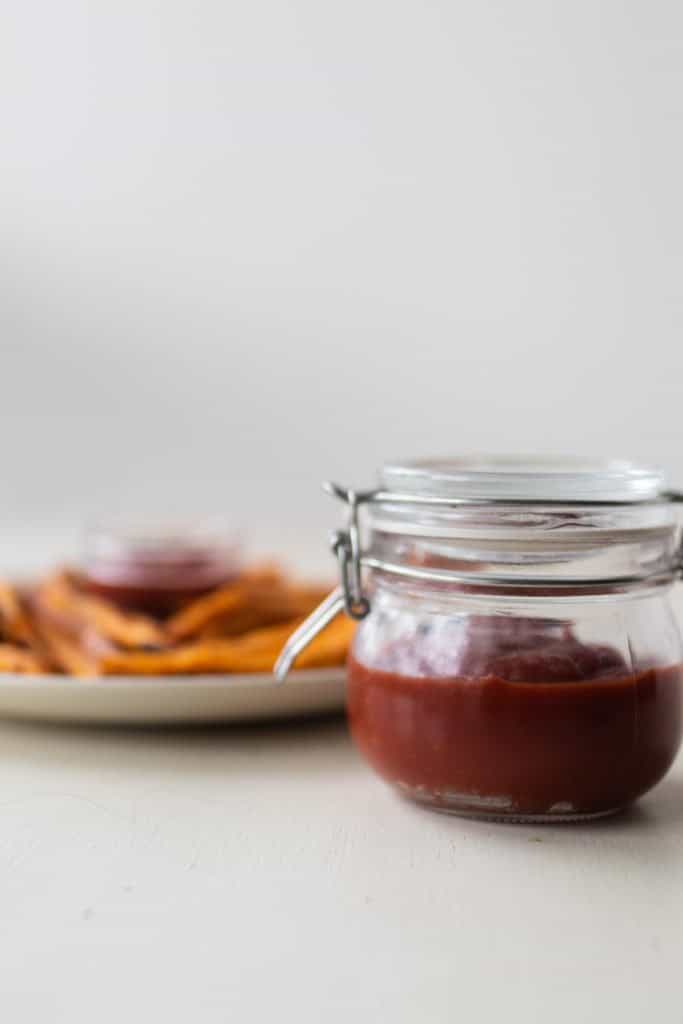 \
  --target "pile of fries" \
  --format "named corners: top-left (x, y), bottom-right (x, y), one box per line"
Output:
top-left (0, 567), bottom-right (353, 677)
